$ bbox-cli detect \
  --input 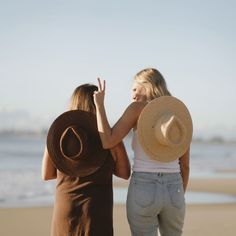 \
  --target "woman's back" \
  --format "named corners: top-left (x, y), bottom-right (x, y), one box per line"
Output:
top-left (51, 154), bottom-right (115, 236)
